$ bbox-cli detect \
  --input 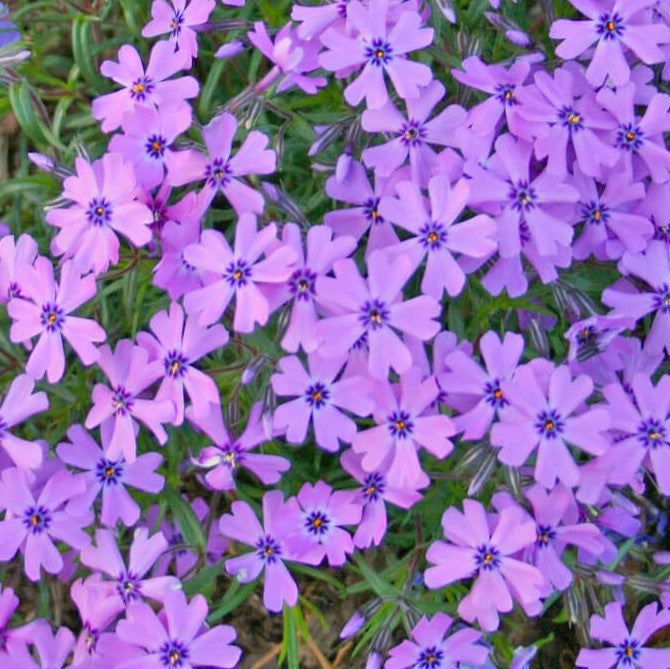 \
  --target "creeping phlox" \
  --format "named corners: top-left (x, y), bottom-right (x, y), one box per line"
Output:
top-left (1, 0), bottom-right (670, 667)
